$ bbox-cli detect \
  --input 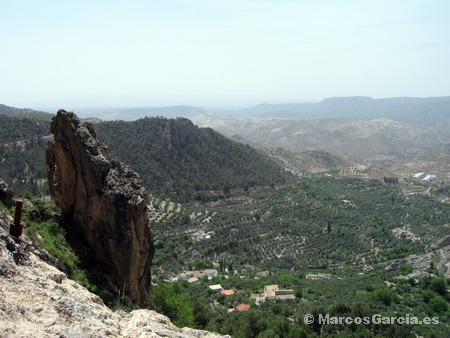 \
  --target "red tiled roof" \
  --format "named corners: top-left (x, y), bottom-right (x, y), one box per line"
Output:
top-left (220, 289), bottom-right (235, 296)
top-left (235, 304), bottom-right (251, 312)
